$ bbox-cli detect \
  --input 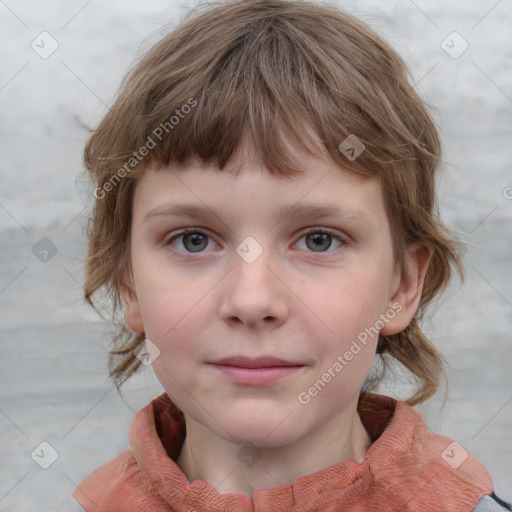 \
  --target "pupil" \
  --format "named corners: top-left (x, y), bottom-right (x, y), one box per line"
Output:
top-left (307, 233), bottom-right (331, 252)
top-left (185, 233), bottom-right (207, 252)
